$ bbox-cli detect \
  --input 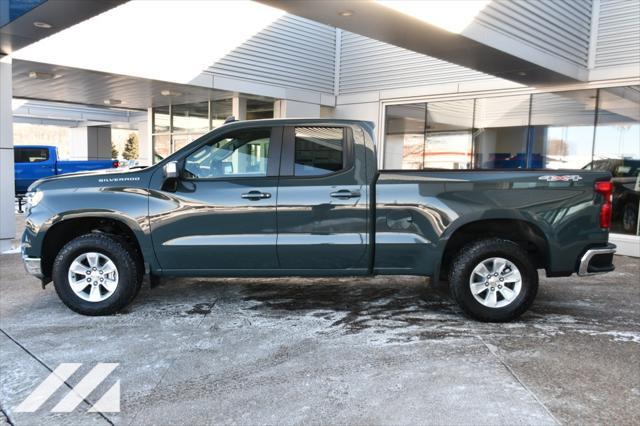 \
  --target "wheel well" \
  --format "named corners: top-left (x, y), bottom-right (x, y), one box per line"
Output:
top-left (41, 218), bottom-right (144, 279)
top-left (440, 219), bottom-right (549, 278)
